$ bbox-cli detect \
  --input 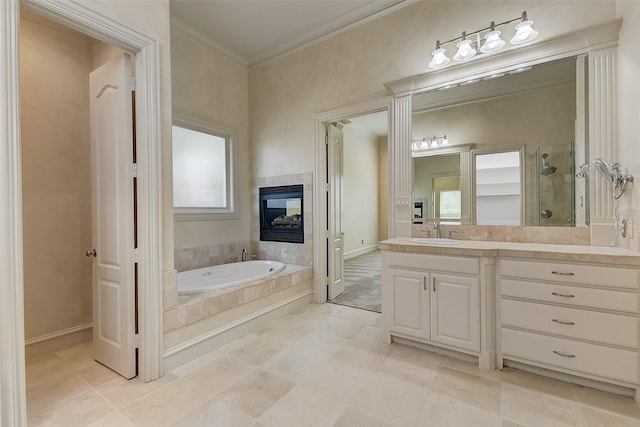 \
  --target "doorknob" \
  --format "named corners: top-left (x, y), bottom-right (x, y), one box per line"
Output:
top-left (85, 249), bottom-right (97, 257)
